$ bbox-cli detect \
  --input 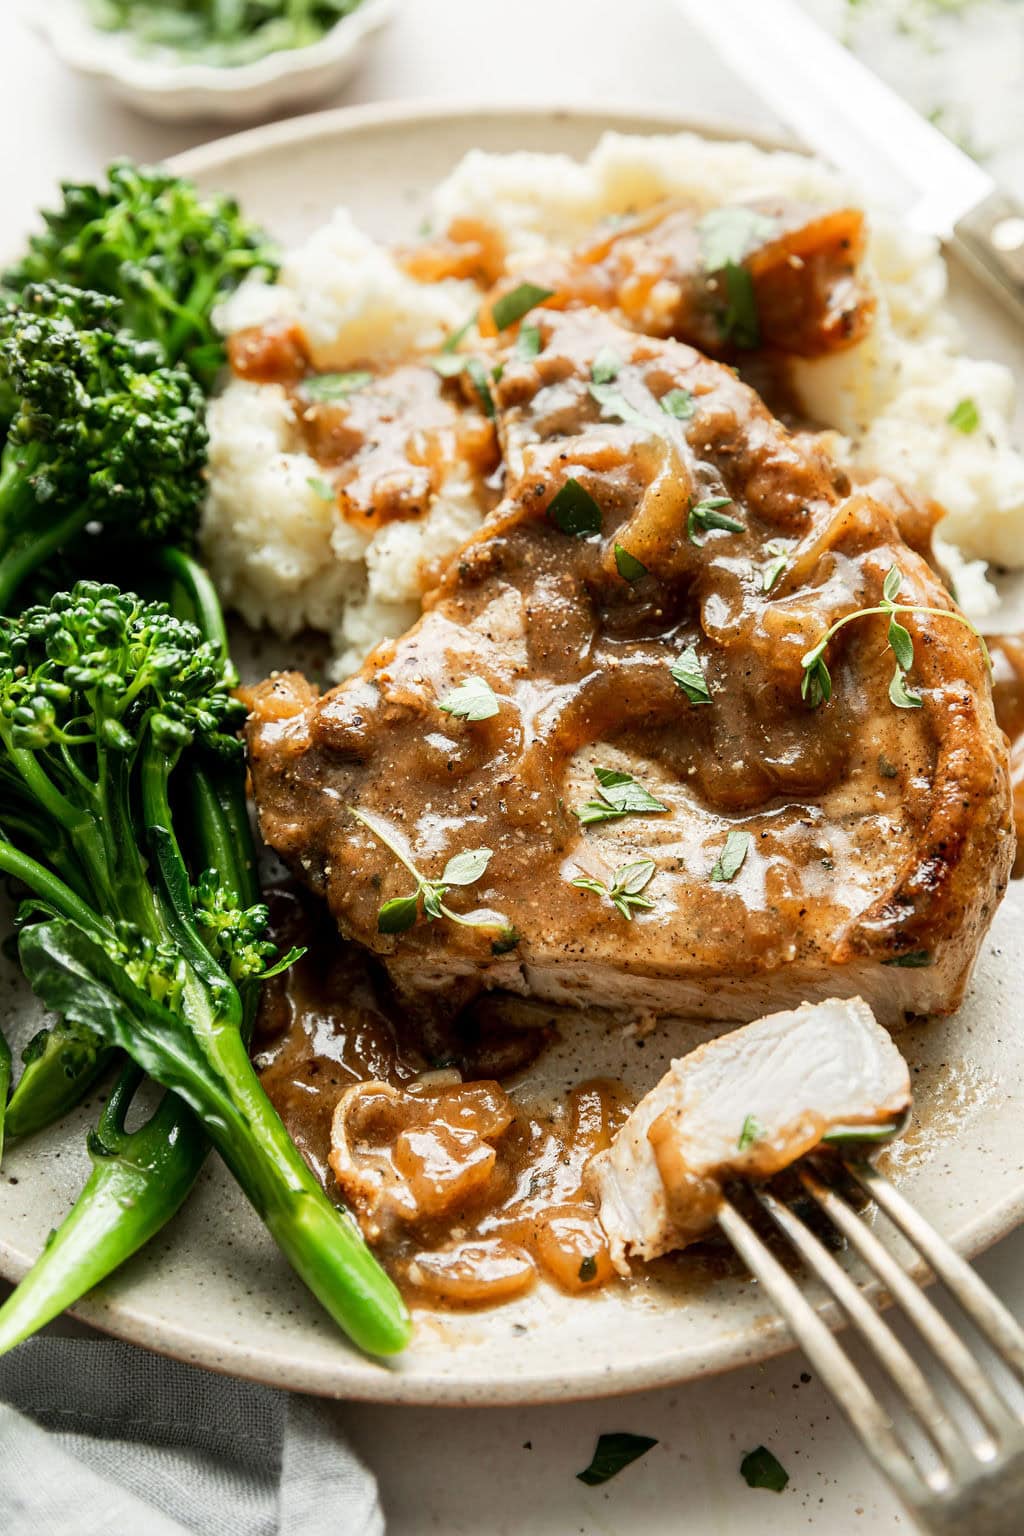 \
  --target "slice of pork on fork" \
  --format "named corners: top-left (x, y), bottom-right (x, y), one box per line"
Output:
top-left (588, 995), bottom-right (910, 1267)
top-left (590, 998), bottom-right (1024, 1534)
